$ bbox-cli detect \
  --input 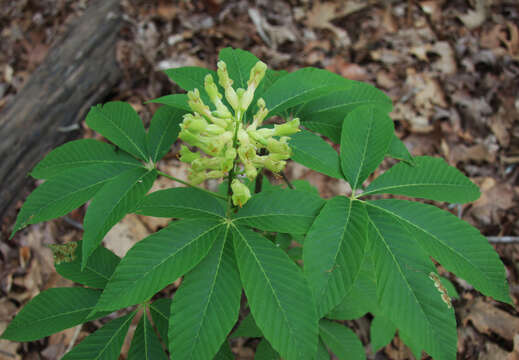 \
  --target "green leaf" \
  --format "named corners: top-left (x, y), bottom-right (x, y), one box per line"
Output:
top-left (135, 187), bottom-right (226, 219)
top-left (214, 341), bottom-right (235, 360)
top-left (230, 313), bottom-right (263, 339)
top-left (368, 199), bottom-right (511, 303)
top-left (150, 298), bottom-right (170, 344)
top-left (370, 315), bottom-right (396, 352)
top-left (147, 94), bottom-right (191, 111)
top-left (362, 156), bottom-right (480, 203)
top-left (31, 139), bottom-right (142, 179)
top-left (327, 255), bottom-right (379, 320)
top-left (366, 205), bottom-right (457, 360)
top-left (319, 320), bottom-right (365, 360)
top-left (169, 226), bottom-right (241, 360)
top-left (11, 164), bottom-right (131, 238)
top-left (290, 180), bottom-right (320, 195)
top-left (232, 226), bottom-right (318, 360)
top-left (219, 47), bottom-right (260, 90)
top-left (147, 106), bottom-right (185, 163)
top-left (1, 287), bottom-right (104, 341)
top-left (262, 68), bottom-right (355, 117)
top-left (94, 219), bottom-right (224, 312)
top-left (304, 197), bottom-right (368, 317)
top-left (386, 134), bottom-right (414, 164)
top-left (85, 102), bottom-right (148, 161)
top-left (316, 339), bottom-right (330, 360)
top-left (62, 311), bottom-right (136, 360)
top-left (255, 339), bottom-right (280, 360)
top-left (164, 66), bottom-right (216, 92)
top-left (297, 84), bottom-right (393, 143)
top-left (128, 314), bottom-right (167, 360)
top-left (82, 168), bottom-right (157, 267)
top-left (288, 131), bottom-right (343, 179)
top-left (340, 105), bottom-right (394, 190)
top-left (55, 241), bottom-right (120, 289)
top-left (233, 189), bottom-right (325, 234)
